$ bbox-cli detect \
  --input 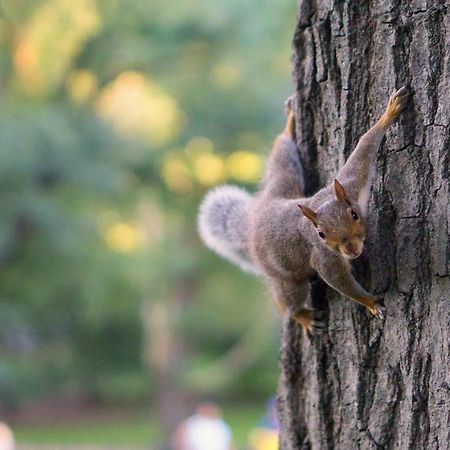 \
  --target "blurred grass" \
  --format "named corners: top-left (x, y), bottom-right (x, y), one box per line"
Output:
top-left (13, 413), bottom-right (161, 446)
top-left (13, 402), bottom-right (264, 448)
top-left (224, 402), bottom-right (264, 447)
